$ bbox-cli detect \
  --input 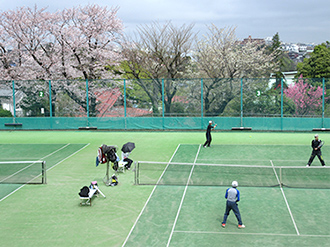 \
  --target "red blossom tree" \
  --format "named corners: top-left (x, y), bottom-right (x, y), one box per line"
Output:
top-left (284, 75), bottom-right (325, 116)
